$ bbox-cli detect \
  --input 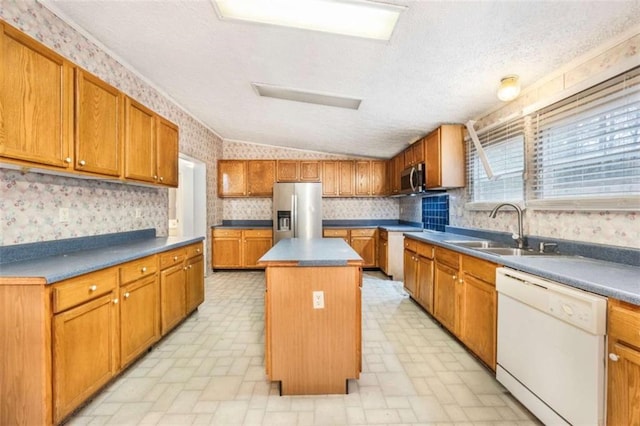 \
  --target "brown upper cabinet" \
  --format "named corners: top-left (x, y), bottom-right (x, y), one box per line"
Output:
top-left (0, 22), bottom-right (74, 170)
top-left (0, 20), bottom-right (179, 187)
top-left (322, 160), bottom-right (355, 197)
top-left (338, 161), bottom-right (355, 196)
top-left (277, 160), bottom-right (321, 182)
top-left (425, 124), bottom-right (465, 189)
top-left (75, 69), bottom-right (123, 177)
top-left (404, 139), bottom-right (424, 167)
top-left (388, 153), bottom-right (404, 195)
top-left (124, 98), bottom-right (156, 183)
top-left (124, 98), bottom-right (179, 187)
top-left (156, 117), bottom-right (179, 187)
top-left (355, 160), bottom-right (387, 196)
top-left (218, 160), bottom-right (275, 197)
